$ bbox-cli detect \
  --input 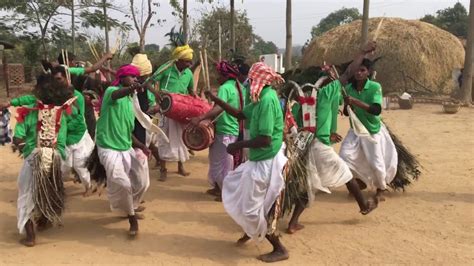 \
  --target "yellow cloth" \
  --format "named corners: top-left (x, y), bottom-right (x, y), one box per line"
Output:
top-left (131, 53), bottom-right (152, 76)
top-left (172, 45), bottom-right (193, 61)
